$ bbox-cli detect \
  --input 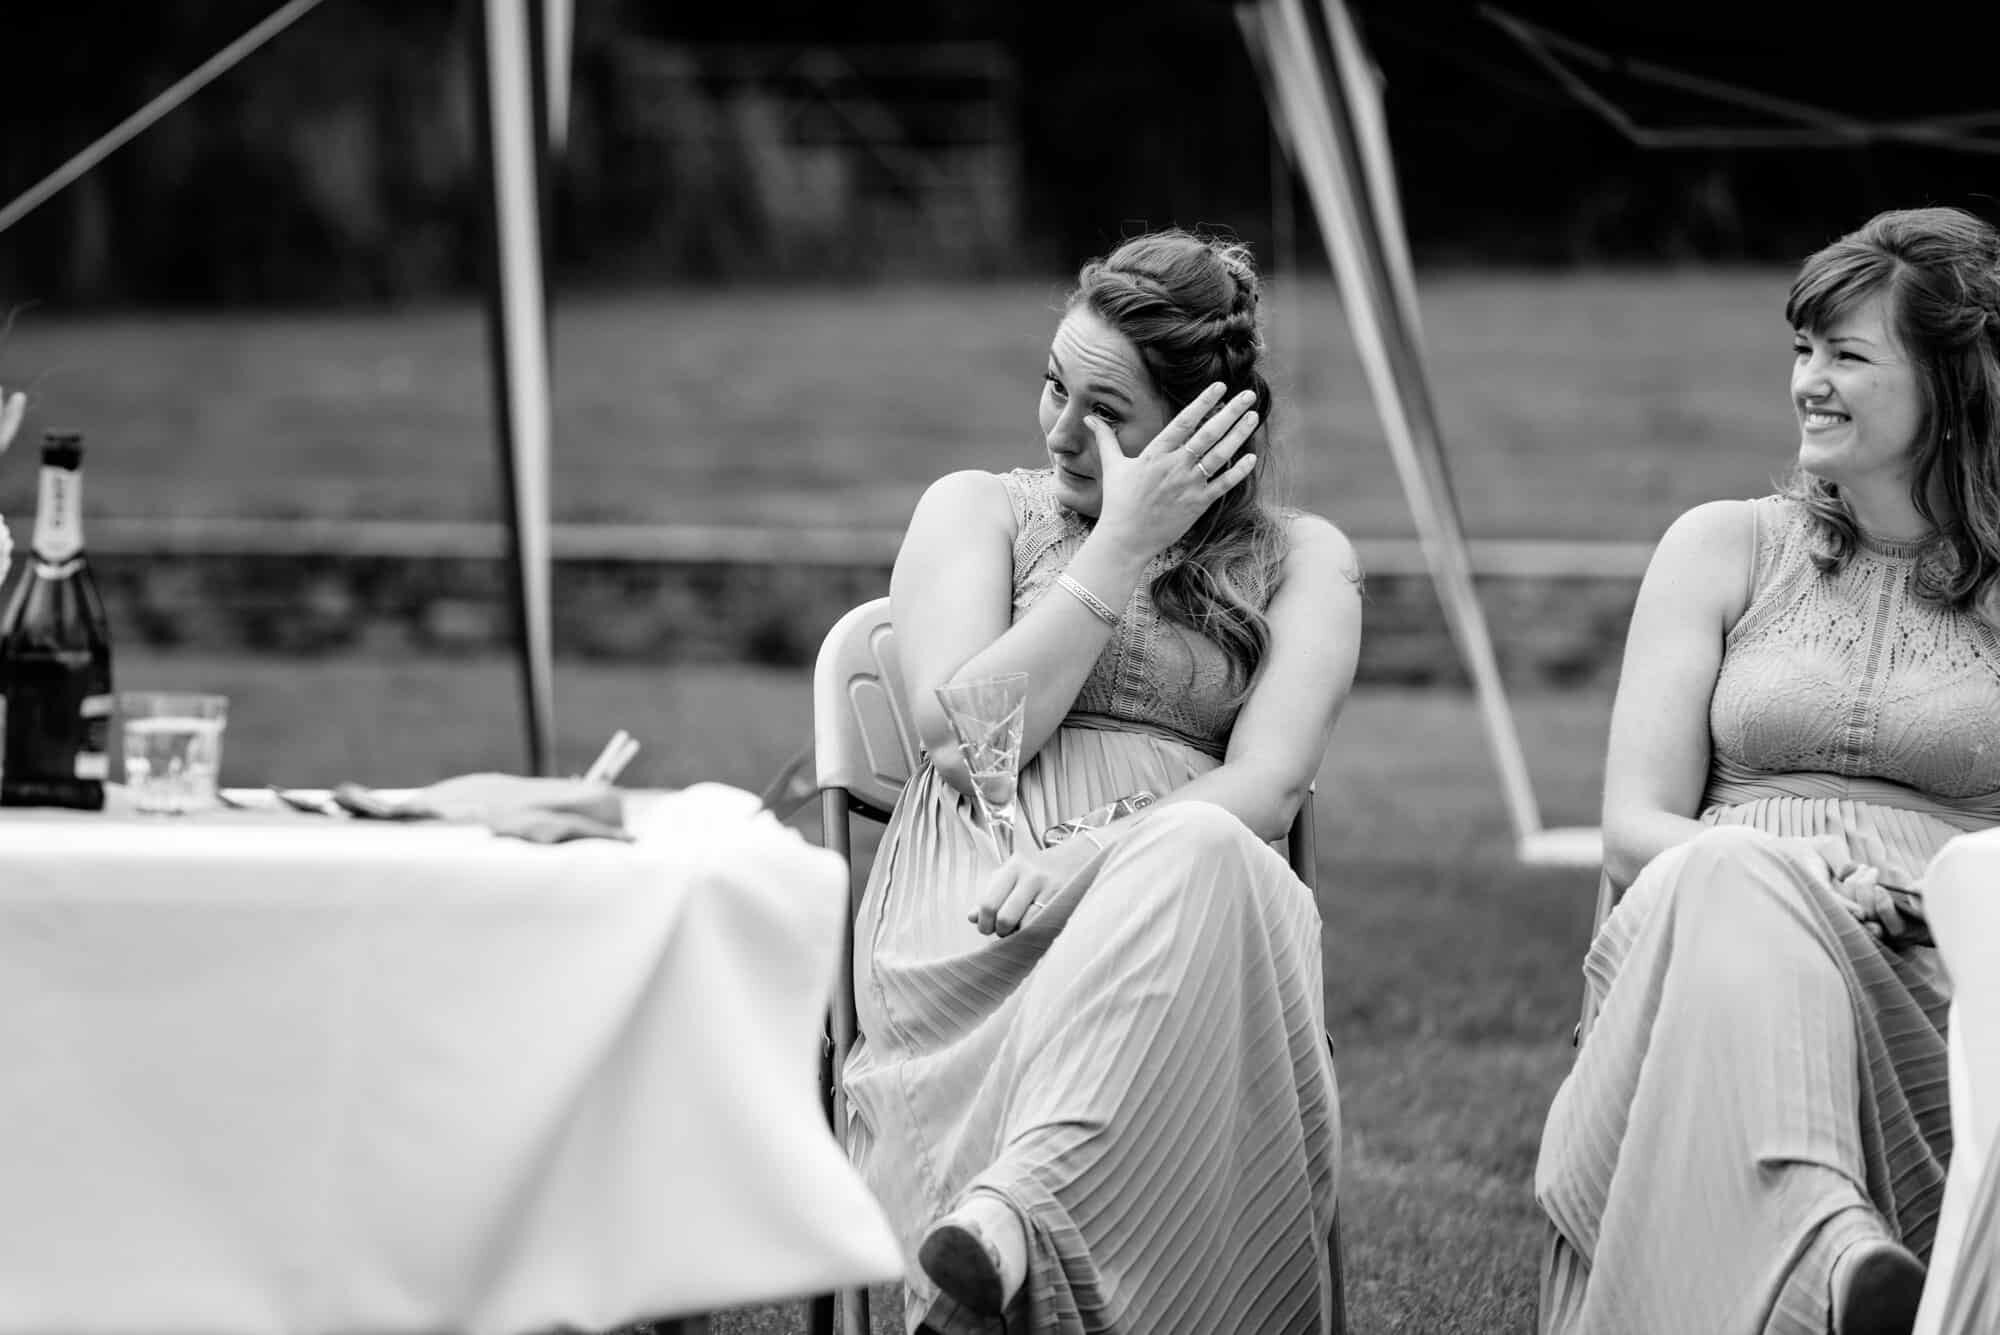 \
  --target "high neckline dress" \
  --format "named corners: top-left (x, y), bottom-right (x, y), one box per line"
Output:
top-left (842, 468), bottom-right (1342, 1335)
top-left (1537, 494), bottom-right (2000, 1334)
